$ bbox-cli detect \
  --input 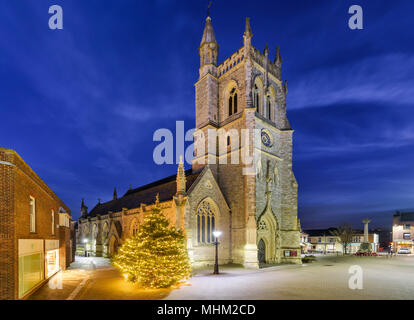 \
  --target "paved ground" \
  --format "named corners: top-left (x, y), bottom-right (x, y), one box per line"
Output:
top-left (29, 255), bottom-right (414, 300)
